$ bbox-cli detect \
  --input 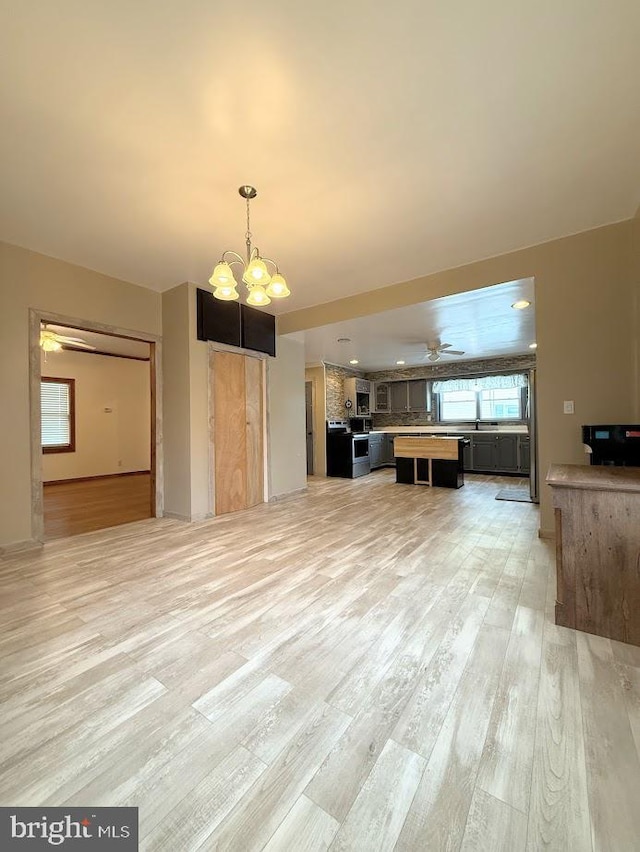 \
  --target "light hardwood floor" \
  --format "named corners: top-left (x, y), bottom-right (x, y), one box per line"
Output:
top-left (2, 470), bottom-right (640, 850)
top-left (43, 473), bottom-right (152, 539)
